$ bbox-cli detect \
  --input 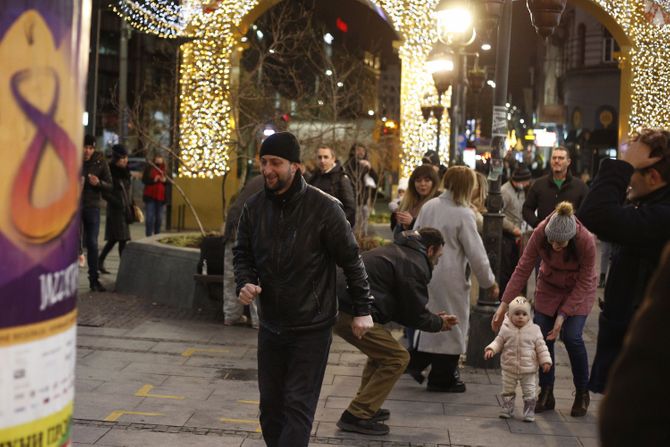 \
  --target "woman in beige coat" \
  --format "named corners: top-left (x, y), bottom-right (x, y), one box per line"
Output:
top-left (407, 166), bottom-right (498, 392)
